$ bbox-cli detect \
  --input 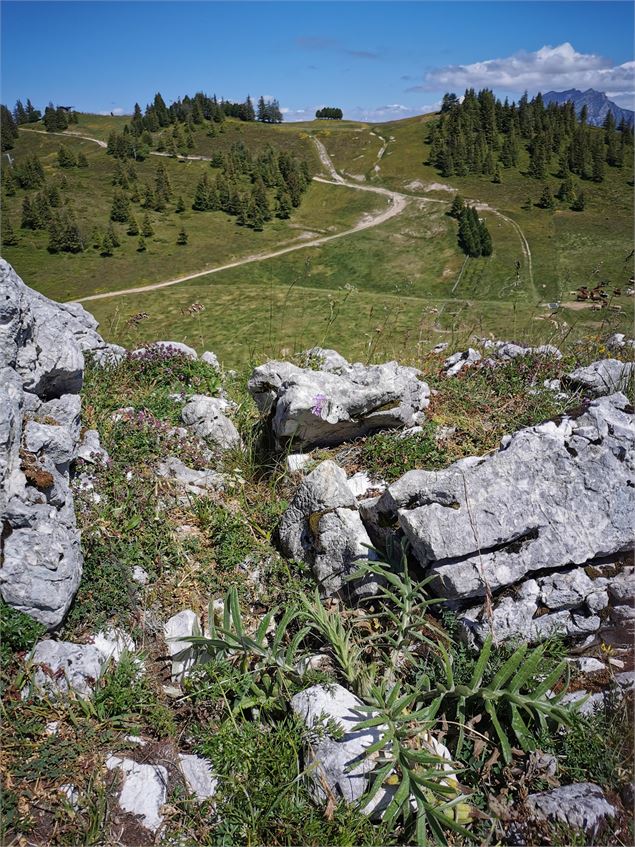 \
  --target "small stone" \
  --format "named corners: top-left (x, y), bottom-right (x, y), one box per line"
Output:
top-left (570, 657), bottom-right (605, 673)
top-left (286, 453), bottom-right (313, 473)
top-left (132, 566), bottom-right (149, 586)
top-left (201, 351), bottom-right (220, 370)
top-left (163, 610), bottom-right (200, 681)
top-left (105, 755), bottom-right (168, 833)
top-left (178, 753), bottom-right (218, 802)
